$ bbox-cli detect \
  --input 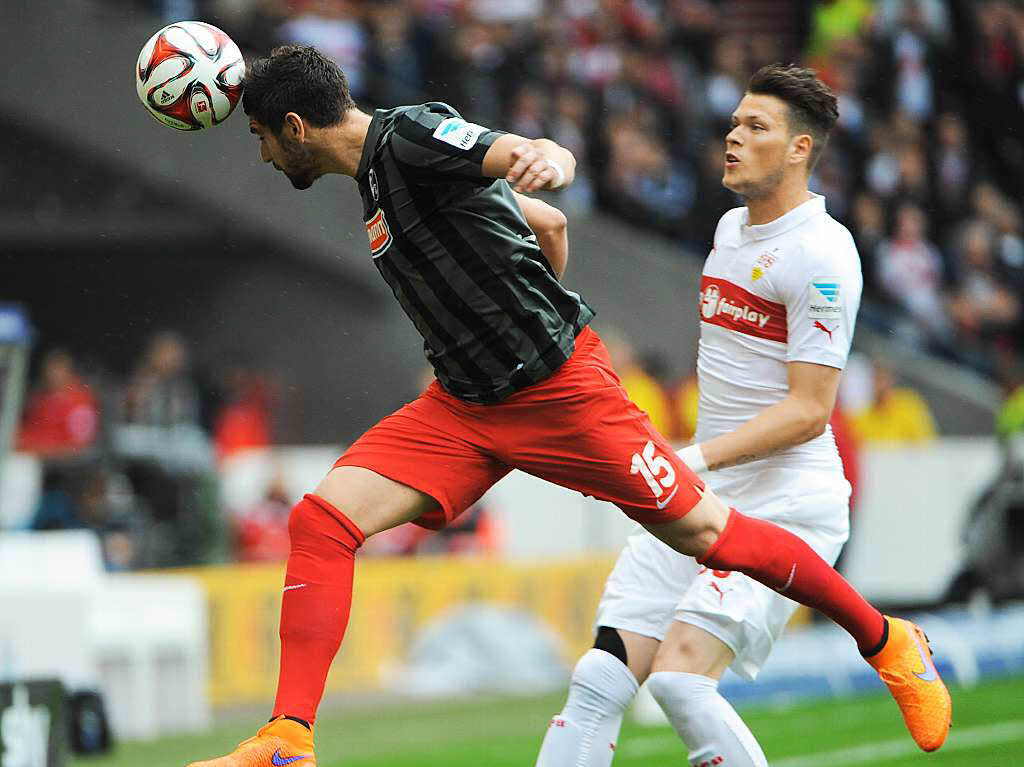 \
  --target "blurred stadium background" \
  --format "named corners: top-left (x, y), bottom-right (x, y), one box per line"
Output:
top-left (2, 0), bottom-right (1024, 765)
